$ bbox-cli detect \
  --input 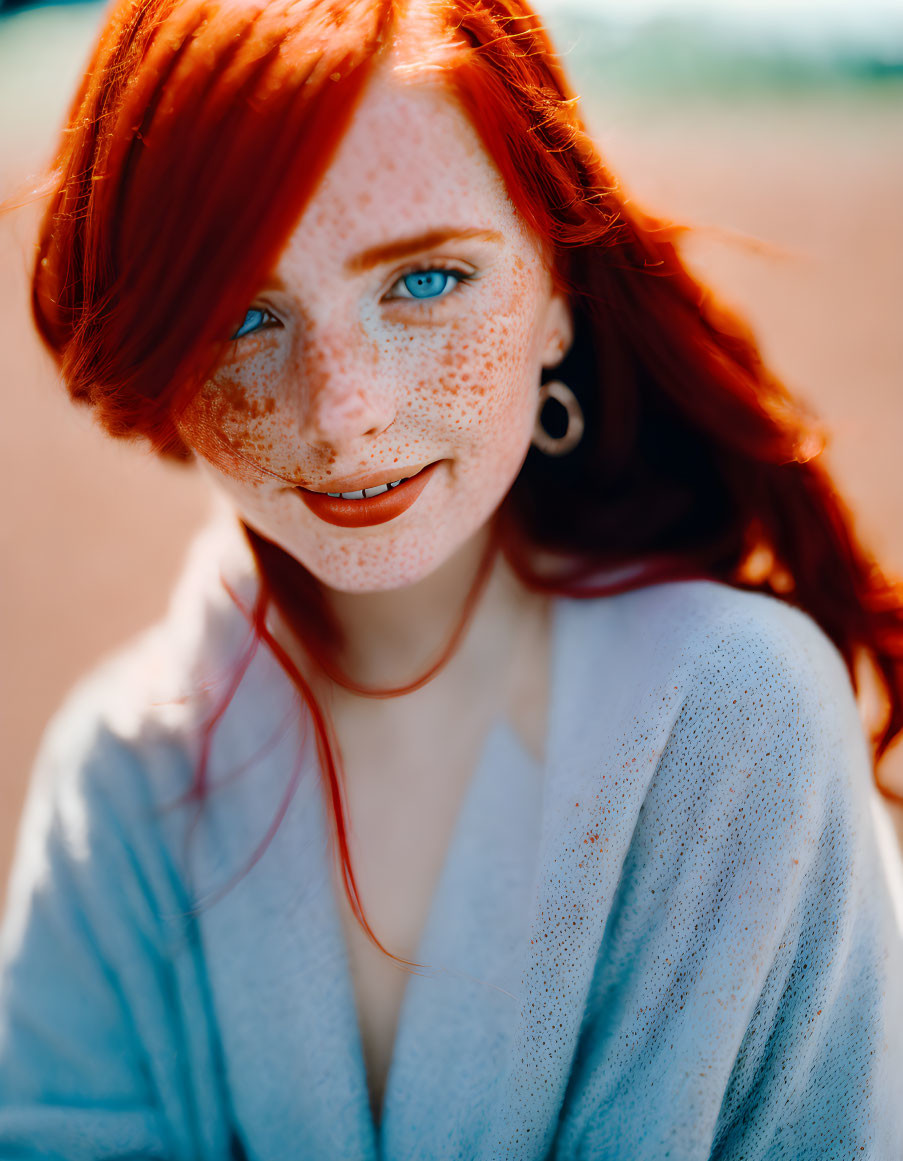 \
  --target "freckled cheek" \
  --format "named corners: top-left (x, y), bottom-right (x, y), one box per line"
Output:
top-left (430, 318), bottom-right (539, 425)
top-left (177, 376), bottom-right (284, 480)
